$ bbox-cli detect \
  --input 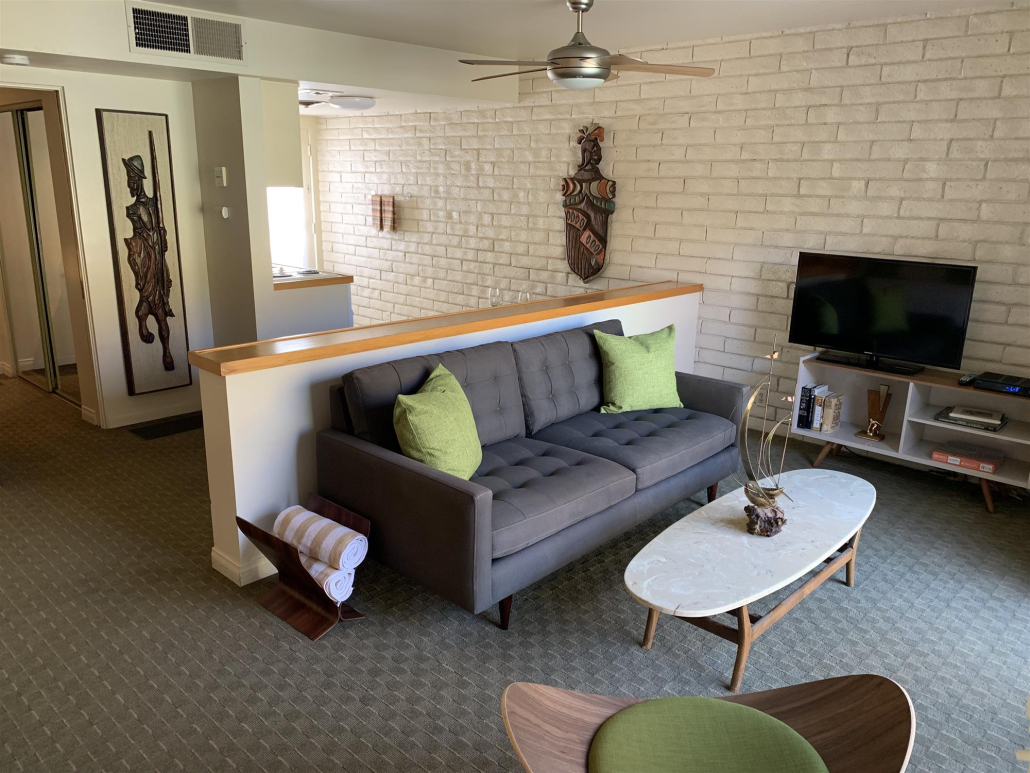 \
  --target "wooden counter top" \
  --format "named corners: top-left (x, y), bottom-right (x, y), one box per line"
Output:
top-left (271, 271), bottom-right (354, 291)
top-left (188, 281), bottom-right (702, 377)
